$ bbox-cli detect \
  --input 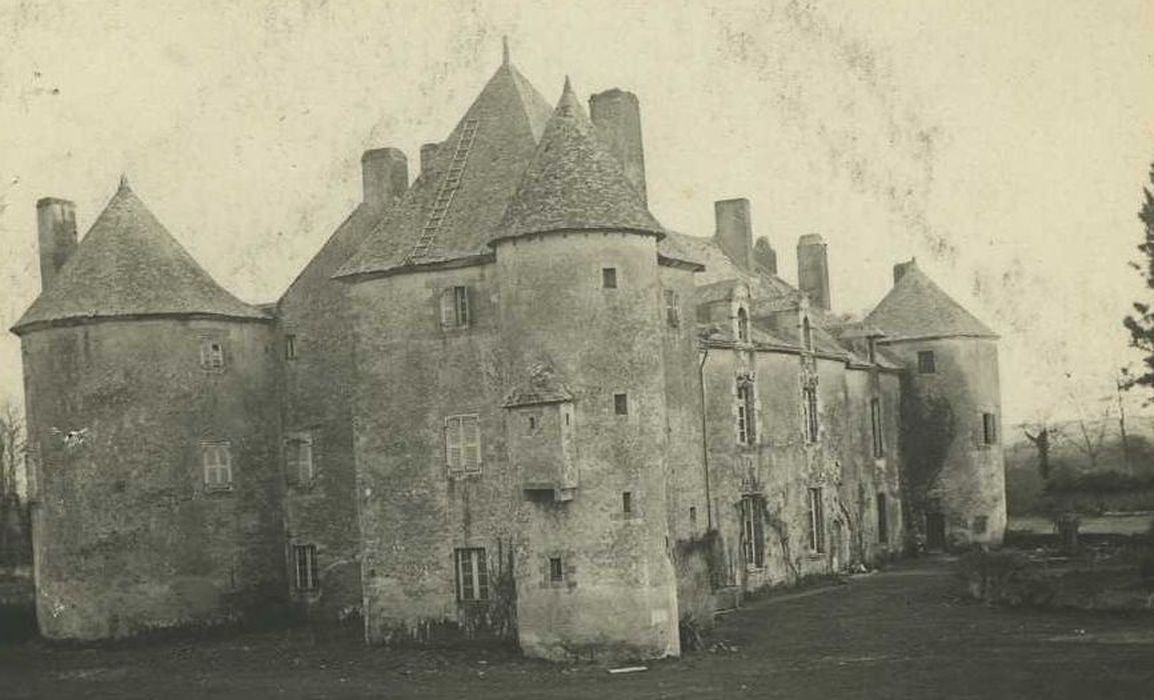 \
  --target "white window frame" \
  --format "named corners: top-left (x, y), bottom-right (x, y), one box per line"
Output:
top-left (293, 543), bottom-right (318, 592)
top-left (455, 547), bottom-right (489, 601)
top-left (445, 414), bottom-right (481, 474)
top-left (285, 432), bottom-right (315, 487)
top-left (440, 286), bottom-right (470, 328)
top-left (202, 441), bottom-right (233, 490)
